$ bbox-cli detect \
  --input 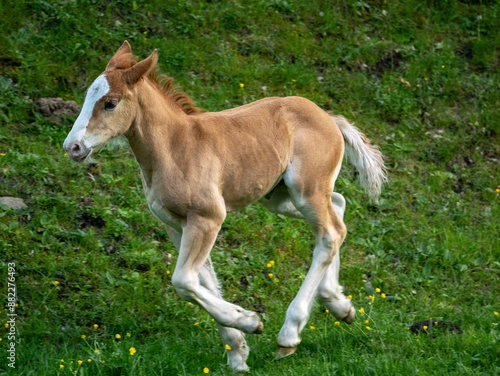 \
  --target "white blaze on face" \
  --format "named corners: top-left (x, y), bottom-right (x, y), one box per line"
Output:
top-left (63, 74), bottom-right (110, 150)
